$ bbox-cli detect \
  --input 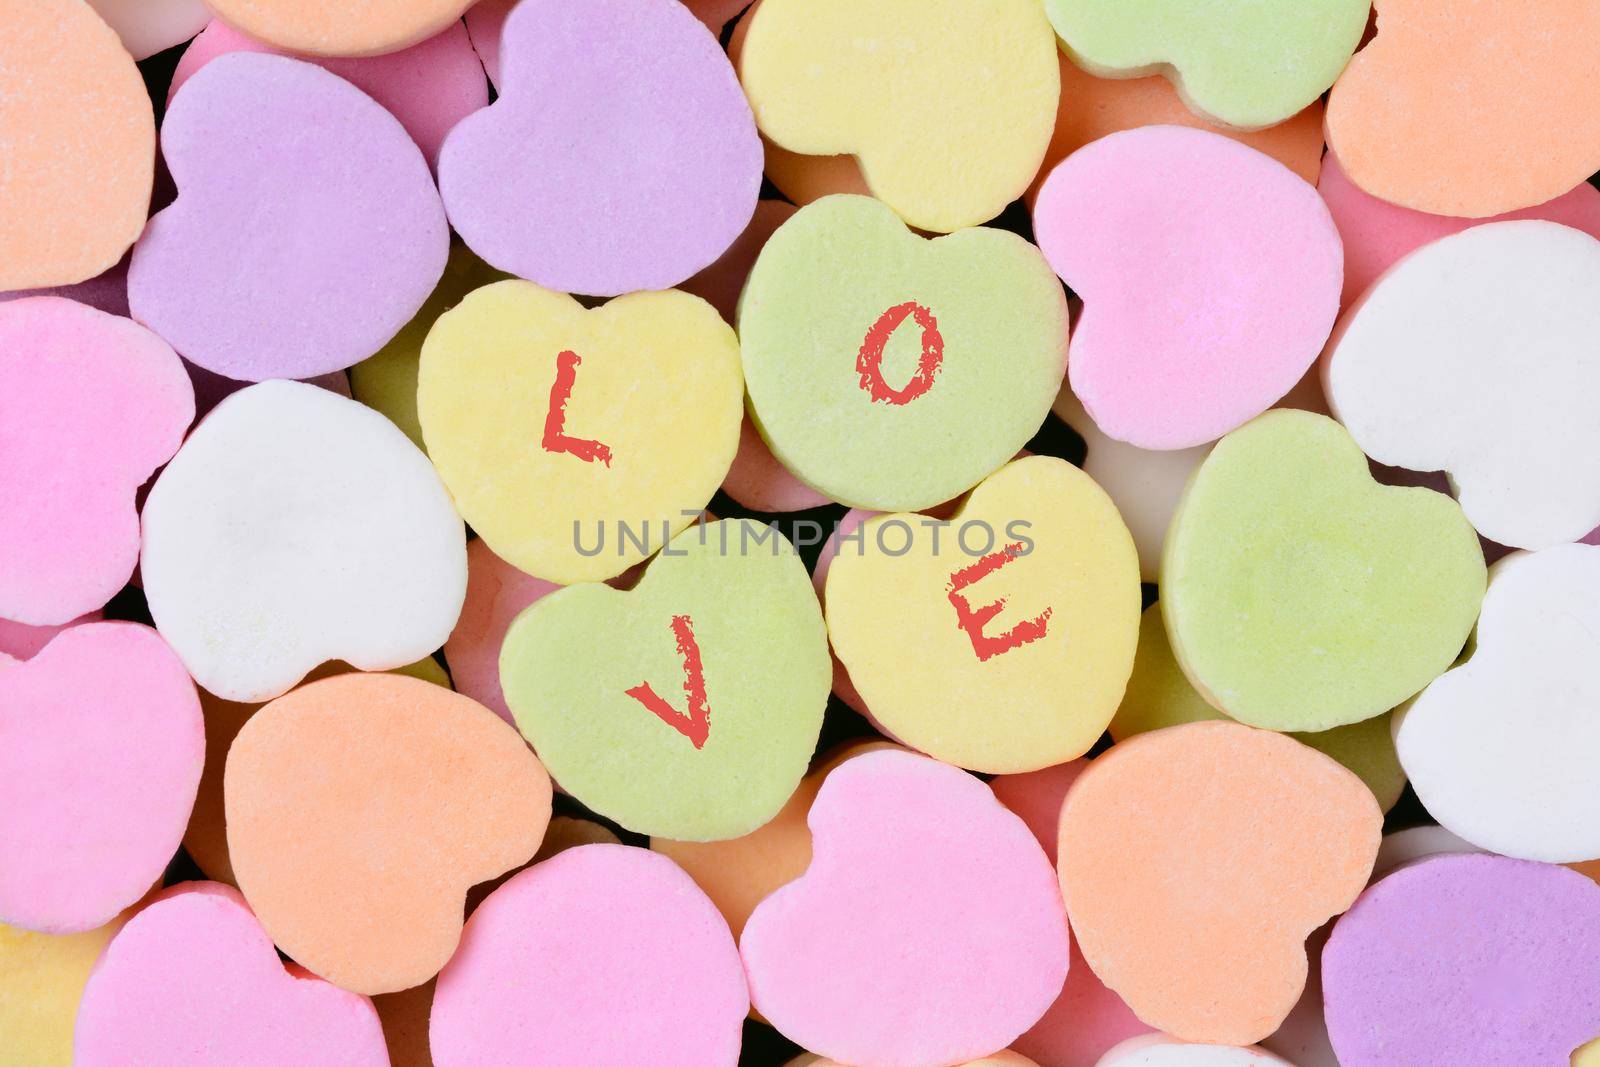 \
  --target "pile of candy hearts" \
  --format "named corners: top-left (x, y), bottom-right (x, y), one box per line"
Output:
top-left (3, 0), bottom-right (1600, 1065)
